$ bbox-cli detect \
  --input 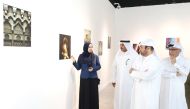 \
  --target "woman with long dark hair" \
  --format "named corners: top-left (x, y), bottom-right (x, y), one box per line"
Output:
top-left (71, 42), bottom-right (101, 109)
